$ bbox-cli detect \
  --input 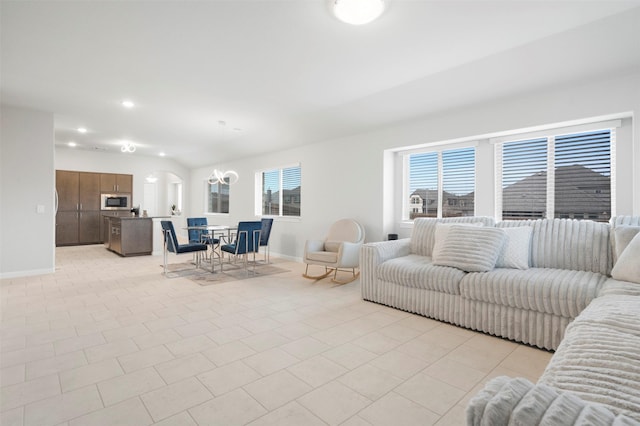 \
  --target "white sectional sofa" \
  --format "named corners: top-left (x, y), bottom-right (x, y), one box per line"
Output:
top-left (360, 215), bottom-right (640, 424)
top-left (361, 216), bottom-right (611, 350)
